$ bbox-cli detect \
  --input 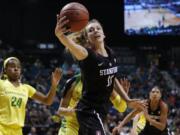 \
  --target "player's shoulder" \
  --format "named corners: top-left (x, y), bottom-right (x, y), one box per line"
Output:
top-left (66, 75), bottom-right (78, 85)
top-left (0, 79), bottom-right (10, 86)
top-left (0, 79), bottom-right (4, 83)
top-left (160, 100), bottom-right (167, 106)
top-left (105, 46), bottom-right (116, 56)
top-left (0, 79), bottom-right (5, 87)
top-left (21, 83), bottom-right (34, 89)
top-left (160, 100), bottom-right (168, 110)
